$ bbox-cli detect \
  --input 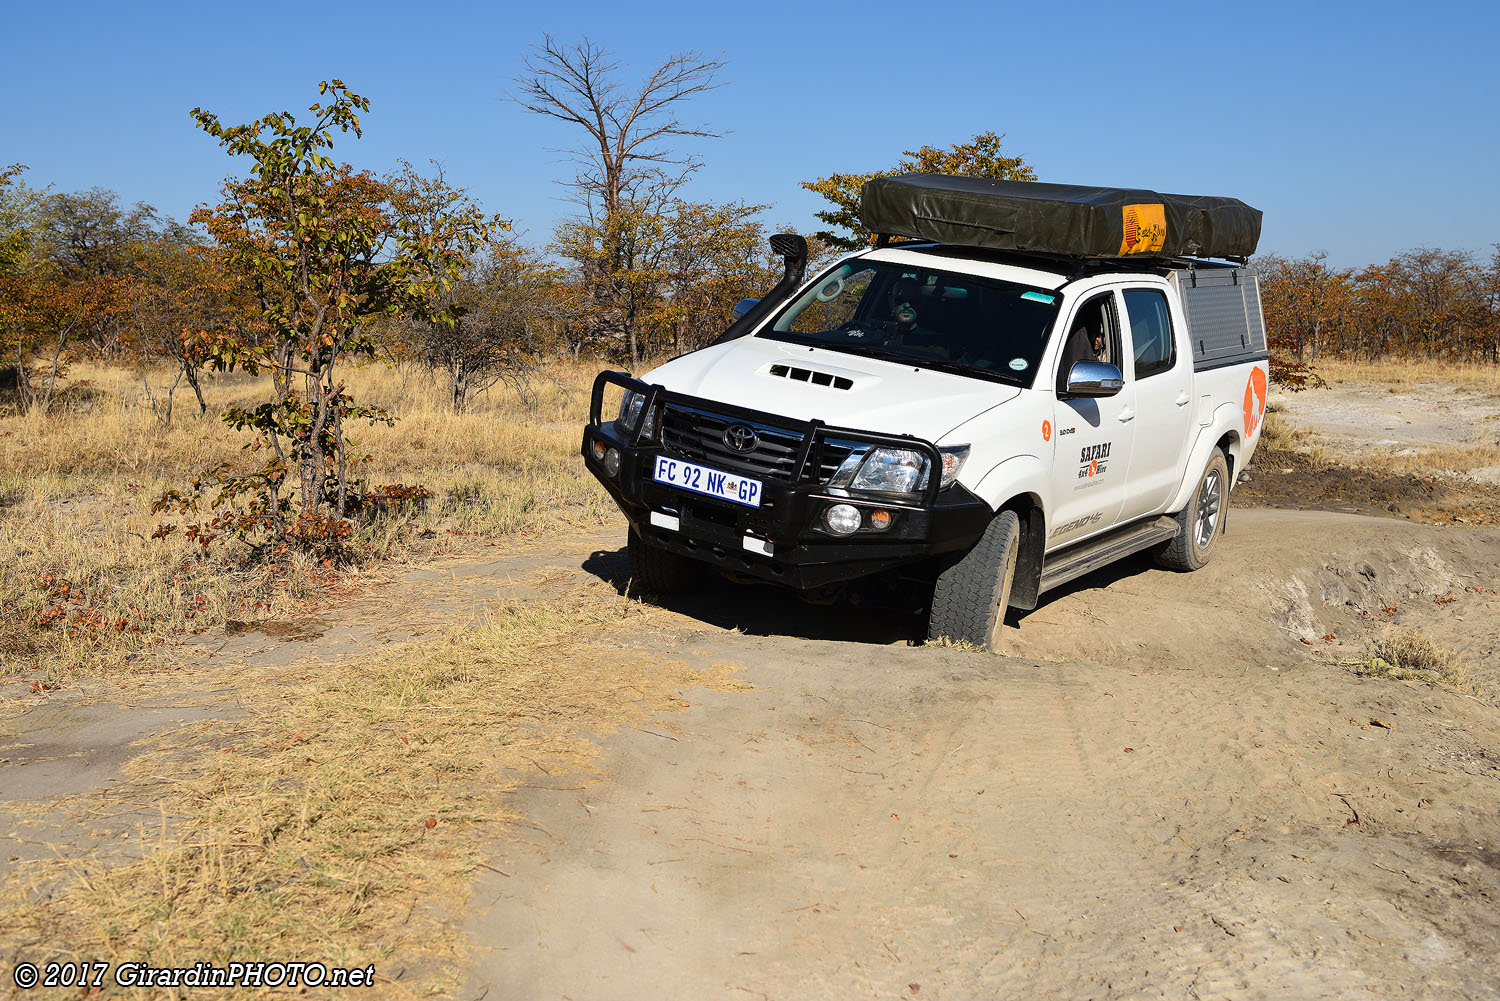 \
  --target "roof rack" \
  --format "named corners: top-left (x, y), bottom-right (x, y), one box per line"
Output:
top-left (872, 240), bottom-right (1251, 280)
